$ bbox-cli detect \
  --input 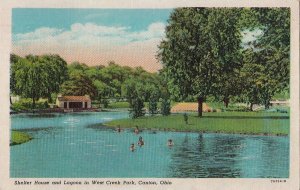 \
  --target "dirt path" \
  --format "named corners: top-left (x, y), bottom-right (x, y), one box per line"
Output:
top-left (171, 102), bottom-right (211, 113)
